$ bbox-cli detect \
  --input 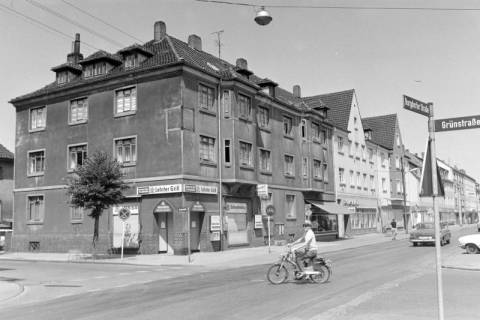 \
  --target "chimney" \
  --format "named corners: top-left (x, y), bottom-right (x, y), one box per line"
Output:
top-left (188, 34), bottom-right (202, 51)
top-left (293, 85), bottom-right (301, 98)
top-left (67, 33), bottom-right (83, 64)
top-left (154, 21), bottom-right (166, 41)
top-left (236, 58), bottom-right (248, 70)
